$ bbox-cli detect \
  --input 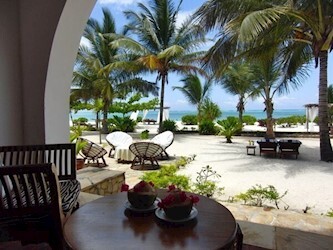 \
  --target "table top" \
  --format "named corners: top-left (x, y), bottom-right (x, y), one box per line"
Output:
top-left (64, 189), bottom-right (237, 250)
